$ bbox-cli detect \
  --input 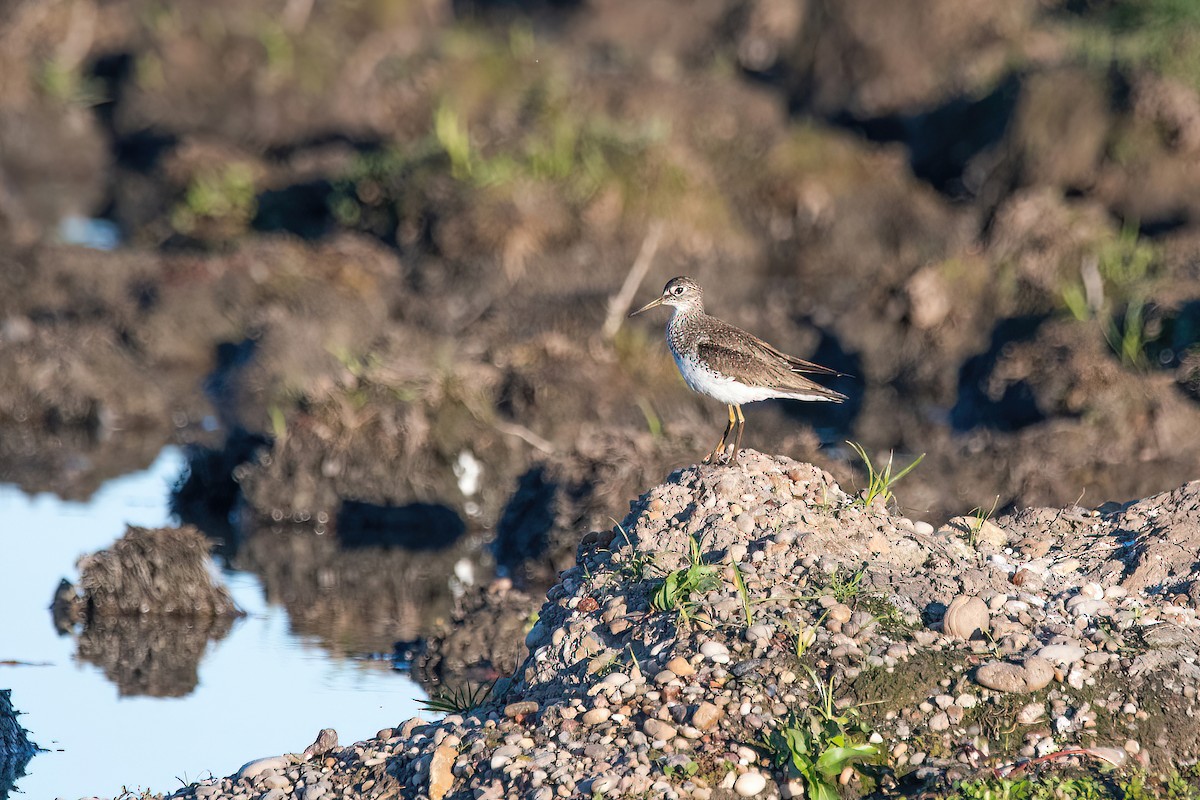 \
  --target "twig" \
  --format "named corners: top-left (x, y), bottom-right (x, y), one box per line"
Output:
top-left (603, 220), bottom-right (664, 340)
top-left (992, 747), bottom-right (1124, 779)
top-left (492, 420), bottom-right (554, 454)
